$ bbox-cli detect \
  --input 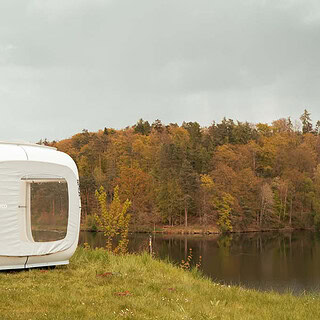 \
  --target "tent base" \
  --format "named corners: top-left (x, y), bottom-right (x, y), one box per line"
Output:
top-left (0, 238), bottom-right (78, 271)
top-left (26, 260), bottom-right (69, 269)
top-left (0, 260), bottom-right (69, 271)
top-left (0, 264), bottom-right (25, 271)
